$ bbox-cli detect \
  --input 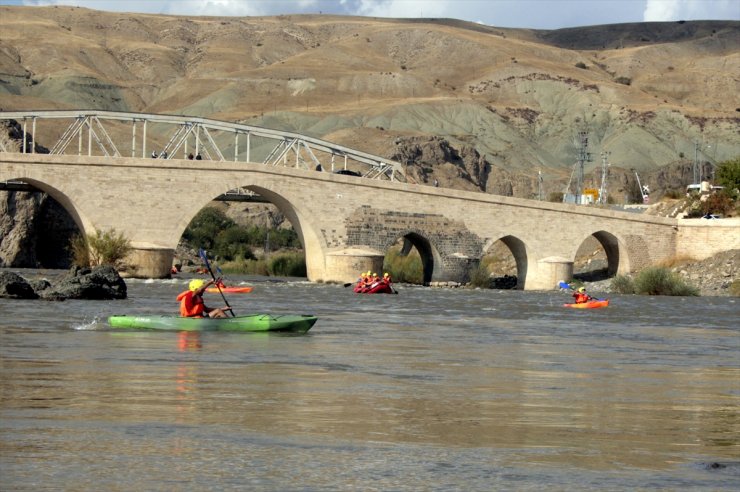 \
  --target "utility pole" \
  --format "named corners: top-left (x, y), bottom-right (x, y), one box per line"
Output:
top-left (538, 169), bottom-right (543, 201)
top-left (575, 131), bottom-right (592, 205)
top-left (693, 141), bottom-right (699, 185)
top-left (598, 151), bottom-right (610, 204)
